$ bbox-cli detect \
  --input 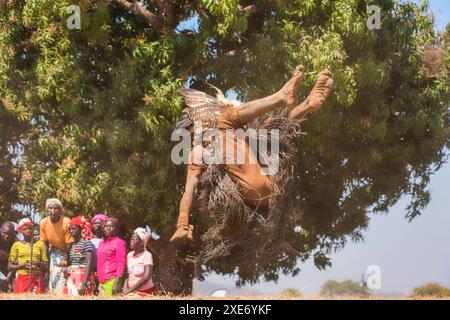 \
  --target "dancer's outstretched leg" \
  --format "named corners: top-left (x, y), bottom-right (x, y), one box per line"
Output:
top-left (238, 65), bottom-right (304, 125)
top-left (288, 69), bottom-right (333, 120)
